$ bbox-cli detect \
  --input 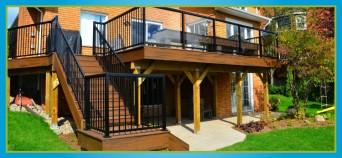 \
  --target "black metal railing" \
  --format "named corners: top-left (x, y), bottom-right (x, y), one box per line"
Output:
top-left (93, 22), bottom-right (129, 73)
top-left (100, 7), bottom-right (280, 59)
top-left (8, 19), bottom-right (54, 58)
top-left (52, 17), bottom-right (87, 115)
top-left (85, 73), bottom-right (166, 137)
top-left (92, 19), bottom-right (166, 137)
